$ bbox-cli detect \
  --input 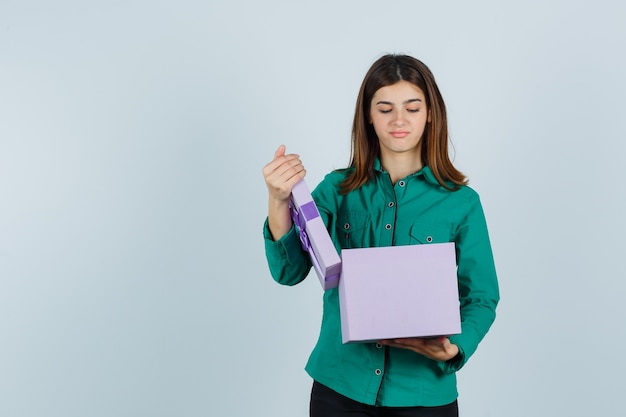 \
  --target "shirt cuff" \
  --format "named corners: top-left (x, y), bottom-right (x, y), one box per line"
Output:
top-left (263, 218), bottom-right (306, 266)
top-left (437, 338), bottom-right (466, 374)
